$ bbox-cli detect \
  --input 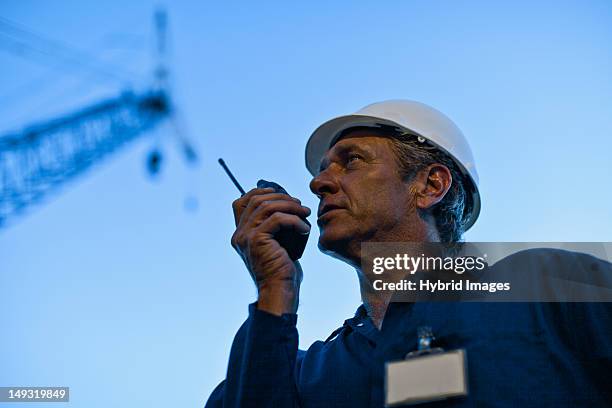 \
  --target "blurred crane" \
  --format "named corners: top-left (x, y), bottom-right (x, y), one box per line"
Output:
top-left (0, 10), bottom-right (194, 228)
